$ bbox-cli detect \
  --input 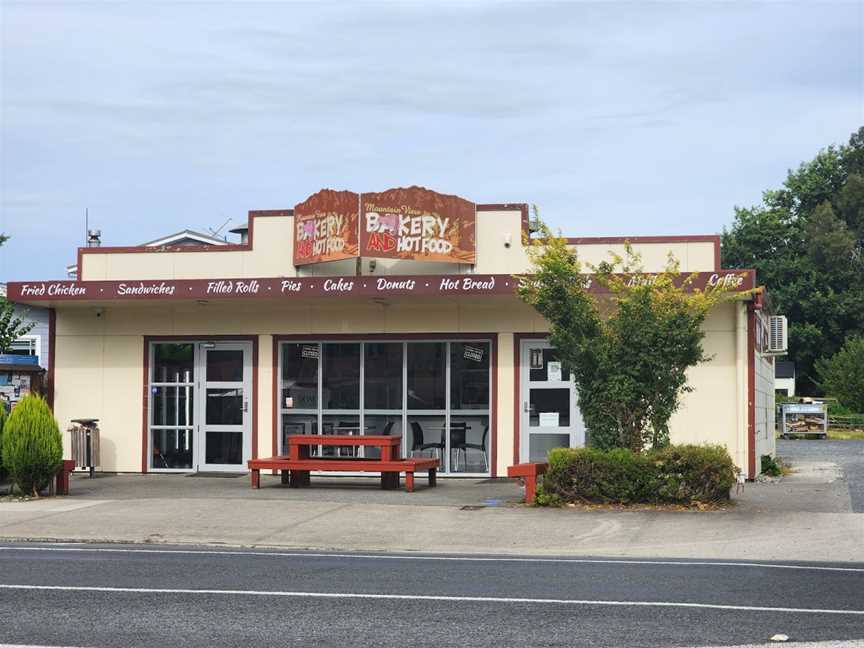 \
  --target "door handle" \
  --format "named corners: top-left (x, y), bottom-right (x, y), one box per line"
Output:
top-left (242, 401), bottom-right (249, 413)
